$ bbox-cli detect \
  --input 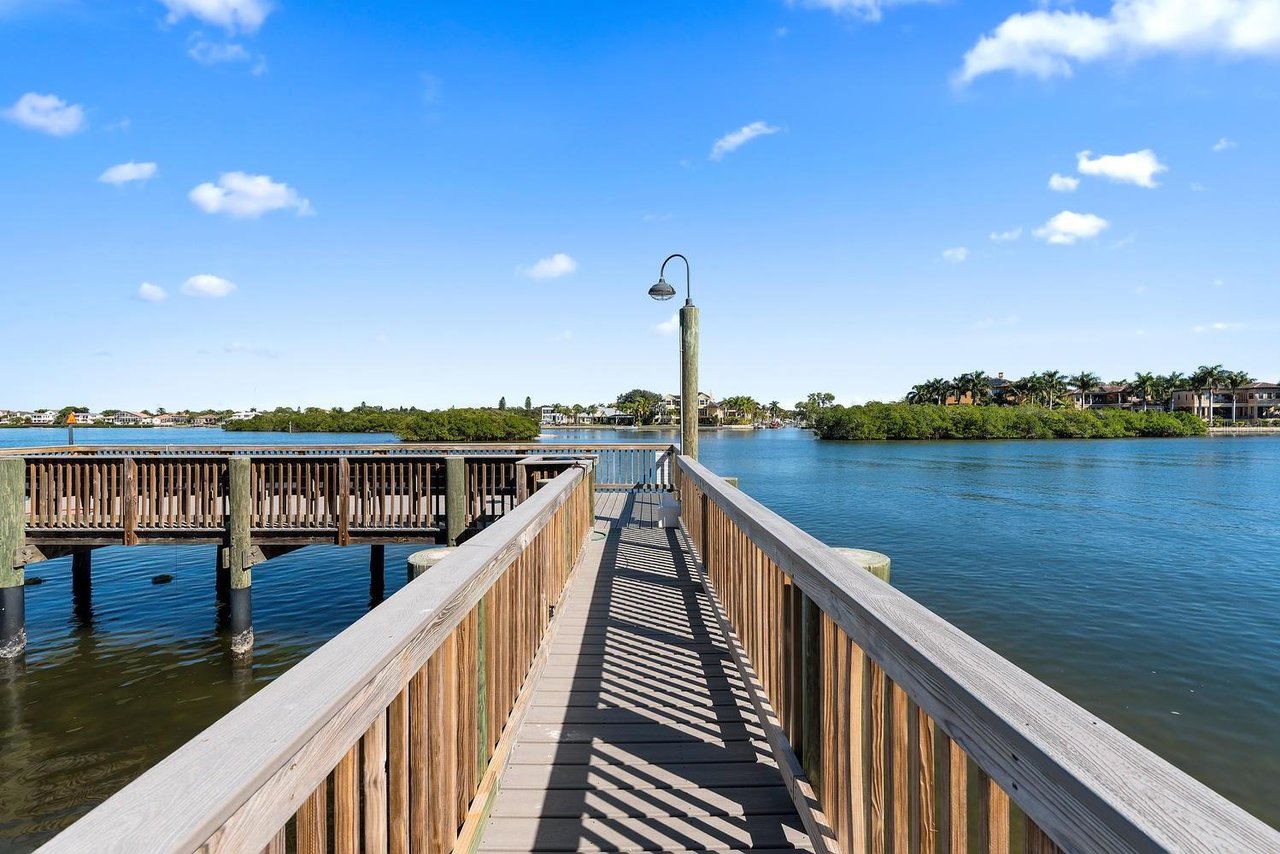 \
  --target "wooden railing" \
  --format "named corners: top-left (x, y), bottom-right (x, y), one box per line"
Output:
top-left (10, 446), bottom-right (670, 545)
top-left (675, 455), bottom-right (1280, 853)
top-left (37, 461), bottom-right (596, 853)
